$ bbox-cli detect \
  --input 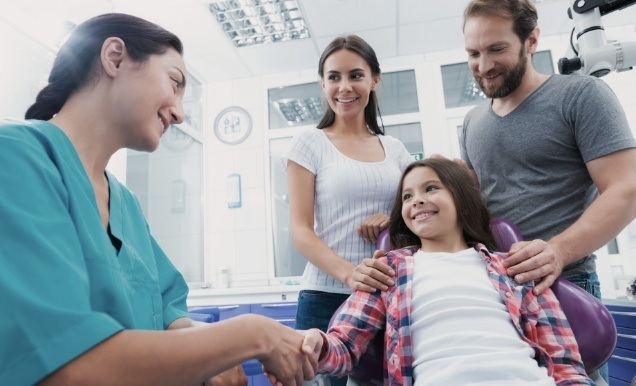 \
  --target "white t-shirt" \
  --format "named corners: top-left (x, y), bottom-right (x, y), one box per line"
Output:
top-left (282, 129), bottom-right (412, 294)
top-left (410, 248), bottom-right (556, 386)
